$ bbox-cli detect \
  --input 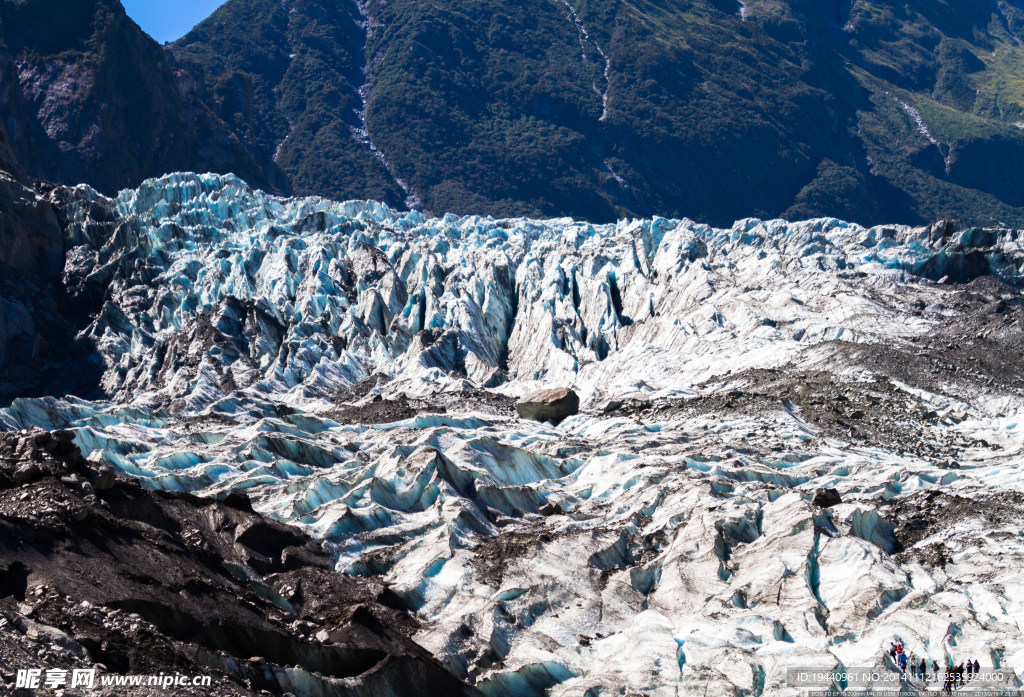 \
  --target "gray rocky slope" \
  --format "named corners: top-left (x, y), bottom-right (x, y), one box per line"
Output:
top-left (2, 171), bottom-right (1024, 695)
top-left (0, 428), bottom-right (480, 697)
